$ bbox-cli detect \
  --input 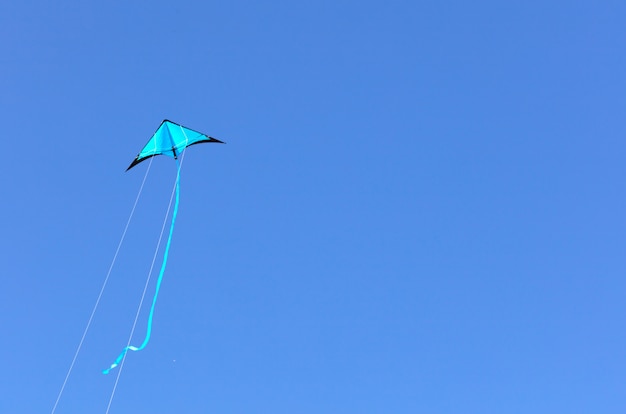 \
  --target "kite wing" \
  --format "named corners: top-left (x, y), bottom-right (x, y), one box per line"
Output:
top-left (127, 119), bottom-right (224, 170)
